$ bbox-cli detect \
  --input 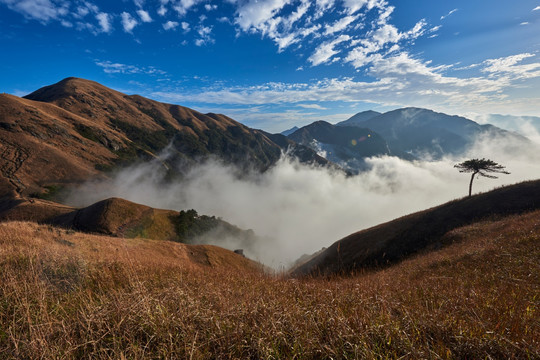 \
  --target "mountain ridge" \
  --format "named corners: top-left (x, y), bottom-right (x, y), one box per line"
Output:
top-left (291, 179), bottom-right (540, 276)
top-left (0, 77), bottom-right (327, 198)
